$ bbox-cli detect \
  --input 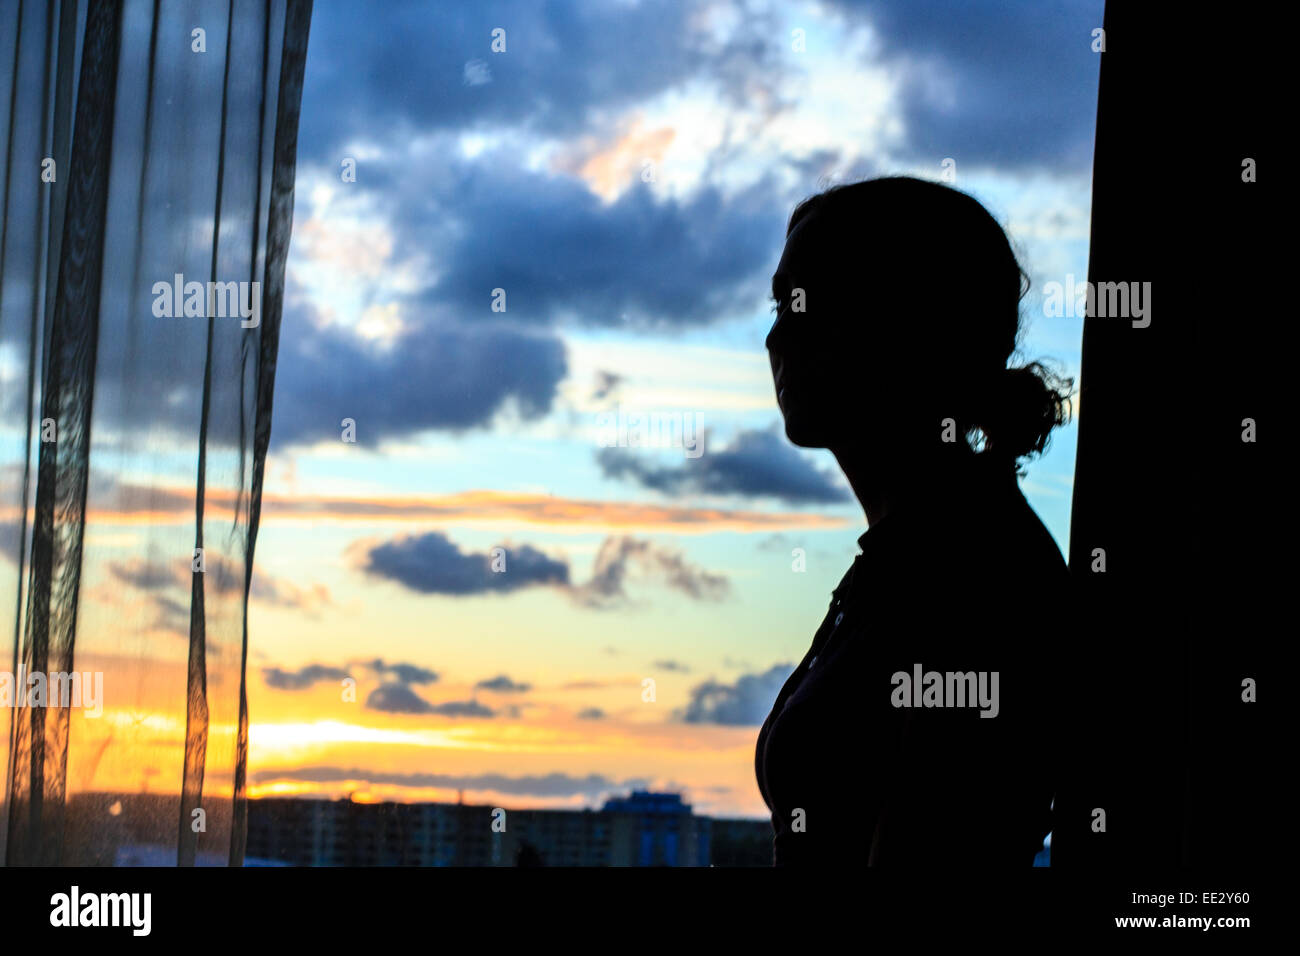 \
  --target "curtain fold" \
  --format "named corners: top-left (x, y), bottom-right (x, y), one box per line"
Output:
top-left (0, 0), bottom-right (311, 866)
